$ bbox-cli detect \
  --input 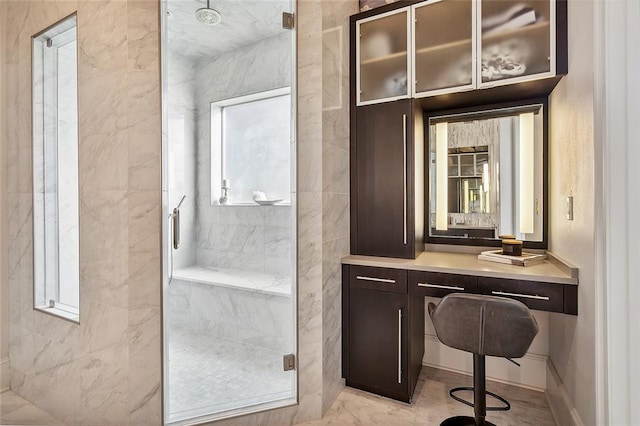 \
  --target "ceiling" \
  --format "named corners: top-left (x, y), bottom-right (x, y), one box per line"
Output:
top-left (166, 0), bottom-right (291, 59)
